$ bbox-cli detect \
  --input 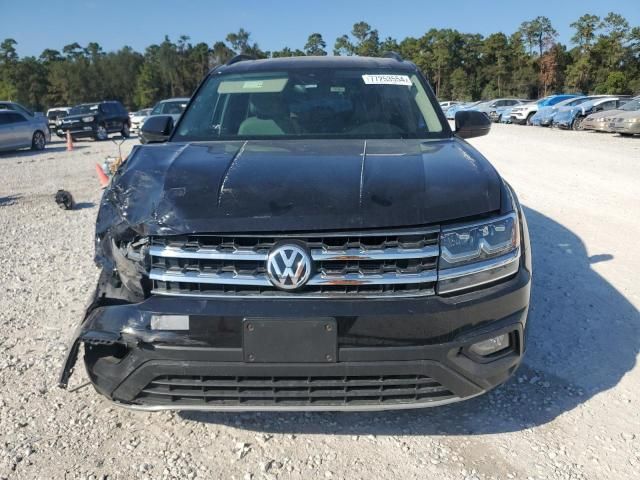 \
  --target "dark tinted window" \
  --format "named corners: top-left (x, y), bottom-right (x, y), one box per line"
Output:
top-left (70, 104), bottom-right (100, 115)
top-left (114, 102), bottom-right (127, 115)
top-left (3, 112), bottom-right (27, 124)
